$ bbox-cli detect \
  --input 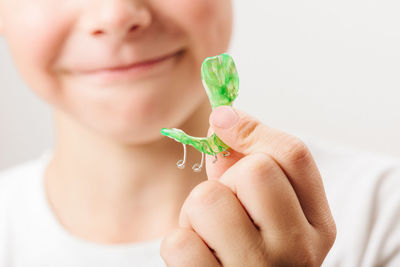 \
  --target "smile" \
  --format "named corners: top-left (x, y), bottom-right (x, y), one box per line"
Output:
top-left (75, 49), bottom-right (185, 84)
